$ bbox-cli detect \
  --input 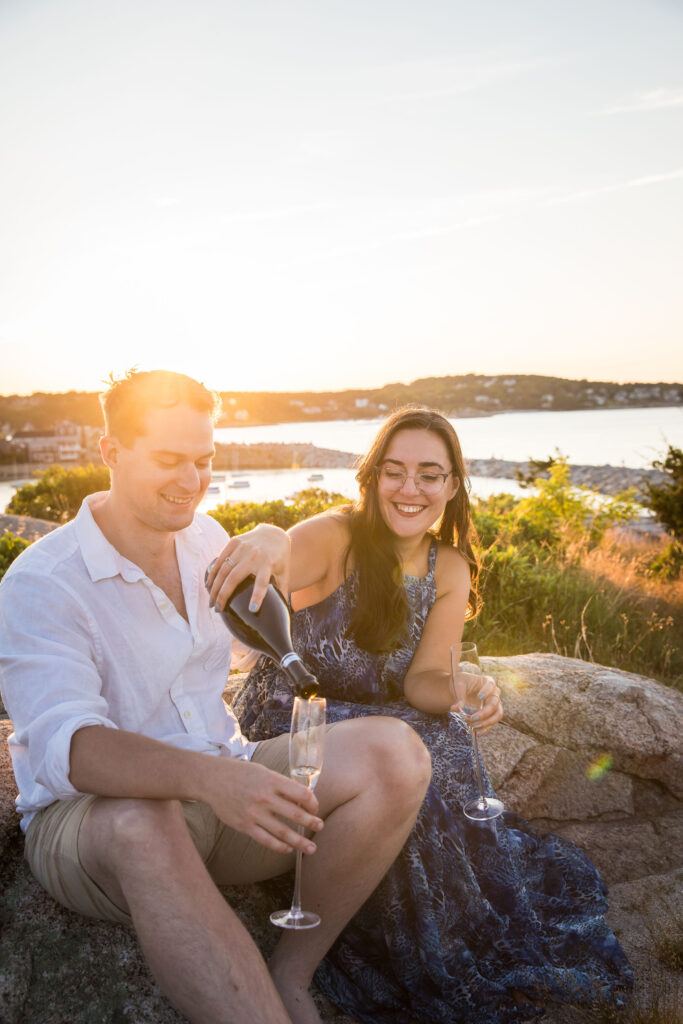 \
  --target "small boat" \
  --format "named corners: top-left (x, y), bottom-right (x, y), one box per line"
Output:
top-left (211, 472), bottom-right (227, 482)
top-left (228, 479), bottom-right (251, 489)
top-left (307, 473), bottom-right (324, 482)
top-left (206, 484), bottom-right (222, 494)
